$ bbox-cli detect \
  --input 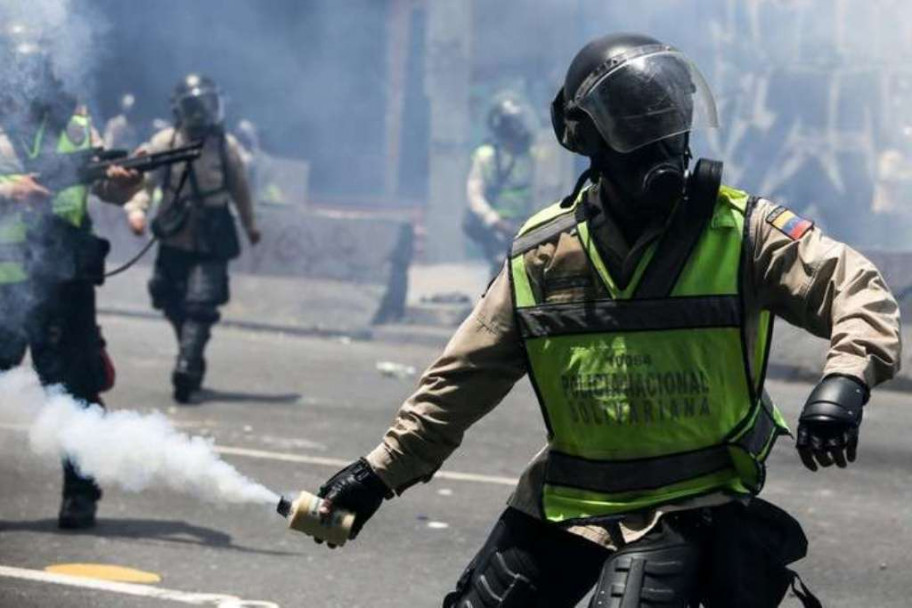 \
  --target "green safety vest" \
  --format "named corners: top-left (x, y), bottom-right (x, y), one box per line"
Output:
top-left (0, 113), bottom-right (93, 285)
top-left (474, 143), bottom-right (535, 220)
top-left (509, 185), bottom-right (790, 523)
